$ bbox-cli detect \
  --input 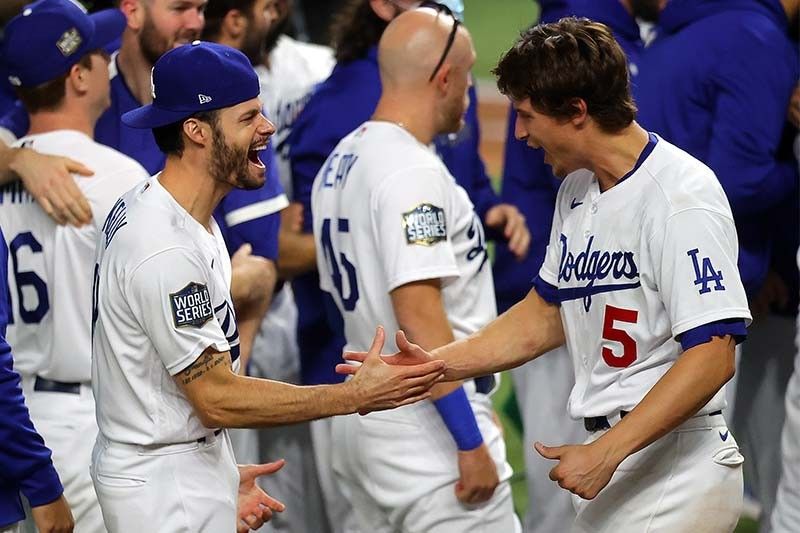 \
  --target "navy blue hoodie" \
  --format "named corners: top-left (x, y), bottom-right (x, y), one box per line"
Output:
top-left (634, 0), bottom-right (799, 296)
top-left (494, 0), bottom-right (643, 312)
